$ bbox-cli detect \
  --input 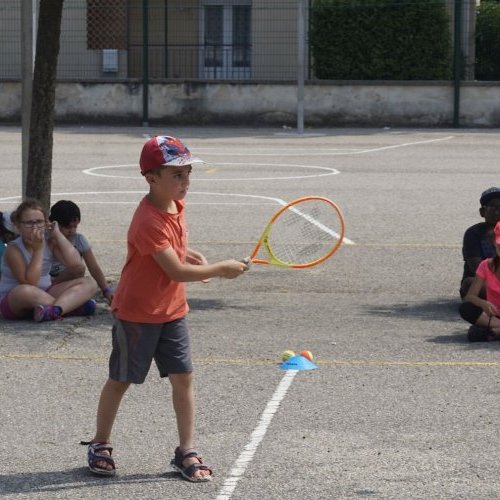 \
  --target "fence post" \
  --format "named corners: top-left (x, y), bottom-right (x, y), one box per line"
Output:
top-left (142, 0), bottom-right (149, 126)
top-left (453, 0), bottom-right (462, 128)
top-left (21, 0), bottom-right (36, 199)
top-left (297, 0), bottom-right (306, 134)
